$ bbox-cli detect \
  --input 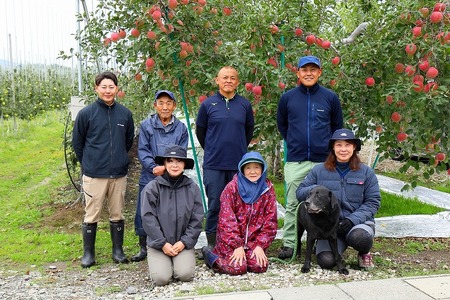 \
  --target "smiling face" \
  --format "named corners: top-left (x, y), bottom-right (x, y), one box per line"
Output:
top-left (215, 67), bottom-right (239, 99)
top-left (164, 157), bottom-right (185, 177)
top-left (154, 95), bottom-right (176, 125)
top-left (95, 78), bottom-right (118, 106)
top-left (333, 140), bottom-right (356, 163)
top-left (242, 162), bottom-right (263, 182)
top-left (296, 63), bottom-right (322, 87)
